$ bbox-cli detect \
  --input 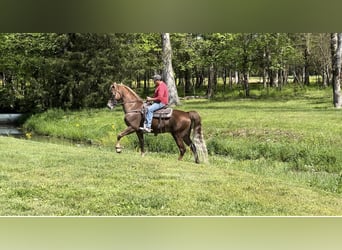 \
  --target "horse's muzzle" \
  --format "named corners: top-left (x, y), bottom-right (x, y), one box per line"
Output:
top-left (107, 99), bottom-right (117, 110)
